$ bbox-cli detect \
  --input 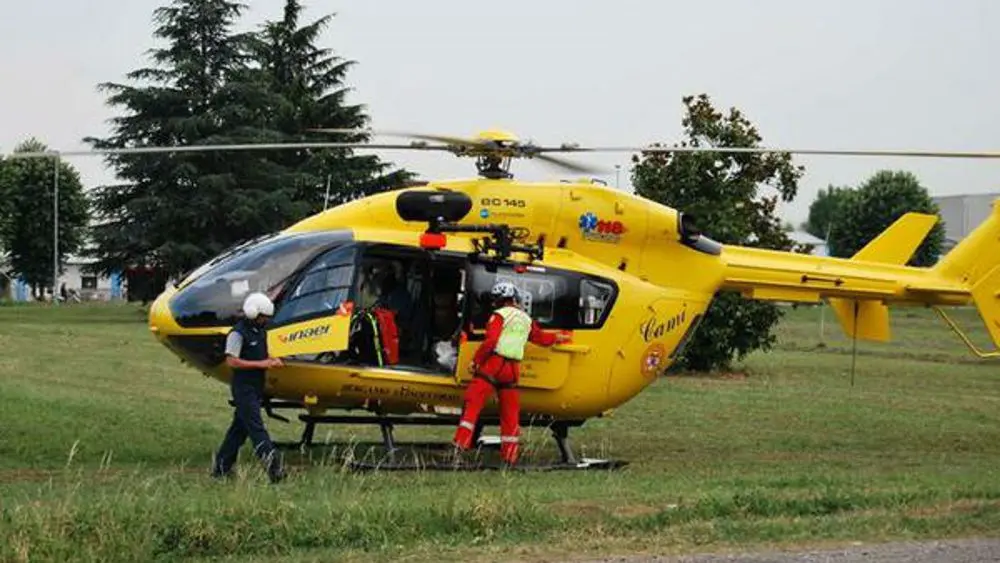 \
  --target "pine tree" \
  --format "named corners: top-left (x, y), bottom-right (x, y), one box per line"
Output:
top-left (84, 0), bottom-right (264, 279)
top-left (250, 0), bottom-right (412, 209)
top-left (85, 0), bottom-right (411, 281)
